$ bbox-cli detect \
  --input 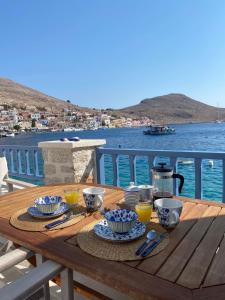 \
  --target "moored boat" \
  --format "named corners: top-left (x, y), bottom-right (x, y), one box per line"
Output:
top-left (143, 125), bottom-right (175, 135)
